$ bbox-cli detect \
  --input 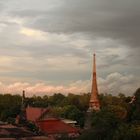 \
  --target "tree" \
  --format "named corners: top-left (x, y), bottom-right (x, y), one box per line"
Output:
top-left (48, 93), bottom-right (66, 106)
top-left (113, 123), bottom-right (140, 140)
top-left (0, 94), bottom-right (21, 121)
top-left (129, 88), bottom-right (140, 123)
top-left (61, 105), bottom-right (85, 127)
